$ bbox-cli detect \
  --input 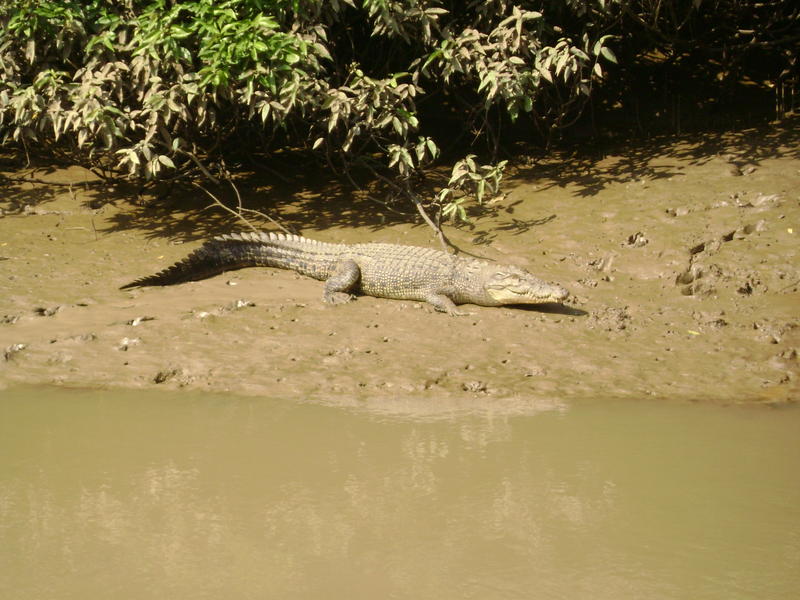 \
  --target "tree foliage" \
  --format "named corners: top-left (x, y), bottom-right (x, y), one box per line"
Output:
top-left (0, 0), bottom-right (796, 221)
